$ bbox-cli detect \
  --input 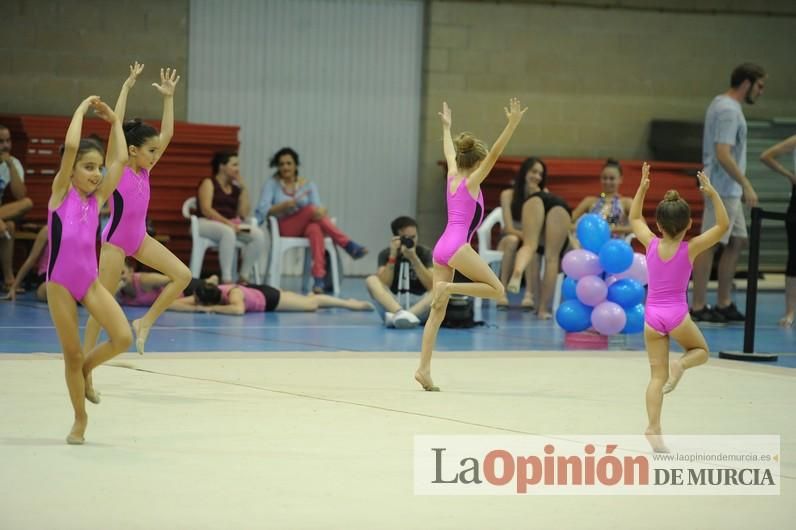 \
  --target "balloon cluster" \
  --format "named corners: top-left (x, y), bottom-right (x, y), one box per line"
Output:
top-left (556, 214), bottom-right (647, 335)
